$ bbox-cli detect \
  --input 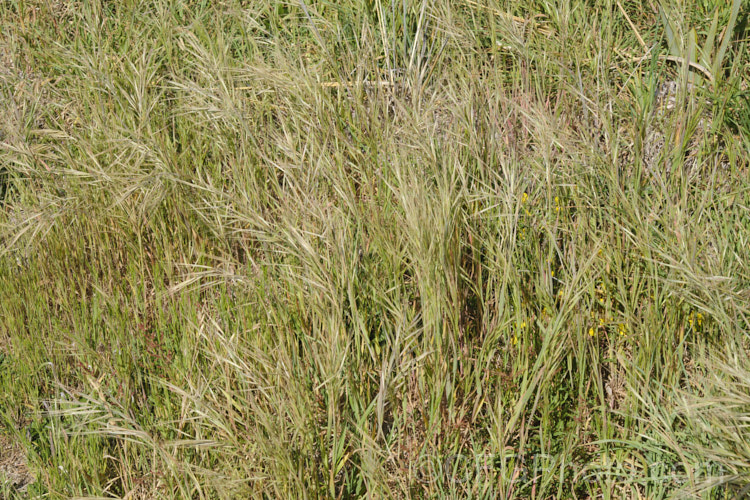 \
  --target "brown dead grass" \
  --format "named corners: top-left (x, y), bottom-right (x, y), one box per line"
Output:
top-left (0, 433), bottom-right (33, 495)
